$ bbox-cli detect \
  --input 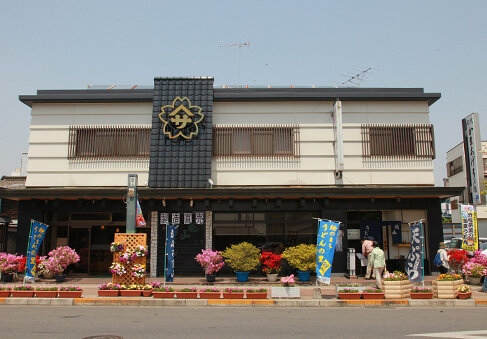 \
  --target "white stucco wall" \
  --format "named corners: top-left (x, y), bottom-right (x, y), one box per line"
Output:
top-left (25, 99), bottom-right (436, 187)
top-left (212, 100), bottom-right (435, 186)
